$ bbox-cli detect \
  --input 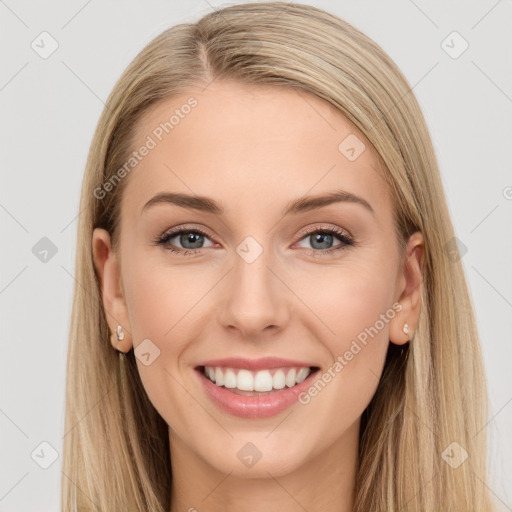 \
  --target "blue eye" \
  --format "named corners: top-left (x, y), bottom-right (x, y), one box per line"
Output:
top-left (296, 228), bottom-right (354, 254)
top-left (153, 225), bottom-right (355, 257)
top-left (154, 226), bottom-right (214, 256)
